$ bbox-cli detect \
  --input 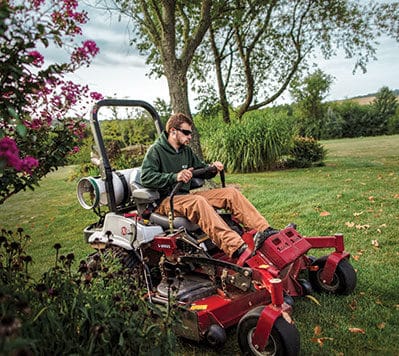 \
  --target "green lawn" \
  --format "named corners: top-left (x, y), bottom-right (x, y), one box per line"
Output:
top-left (1, 135), bottom-right (398, 355)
